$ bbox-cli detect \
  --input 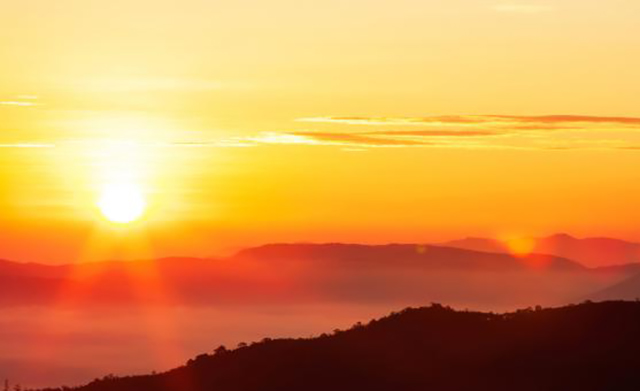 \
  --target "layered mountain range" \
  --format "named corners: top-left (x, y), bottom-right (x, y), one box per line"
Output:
top-left (2, 236), bottom-right (640, 309)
